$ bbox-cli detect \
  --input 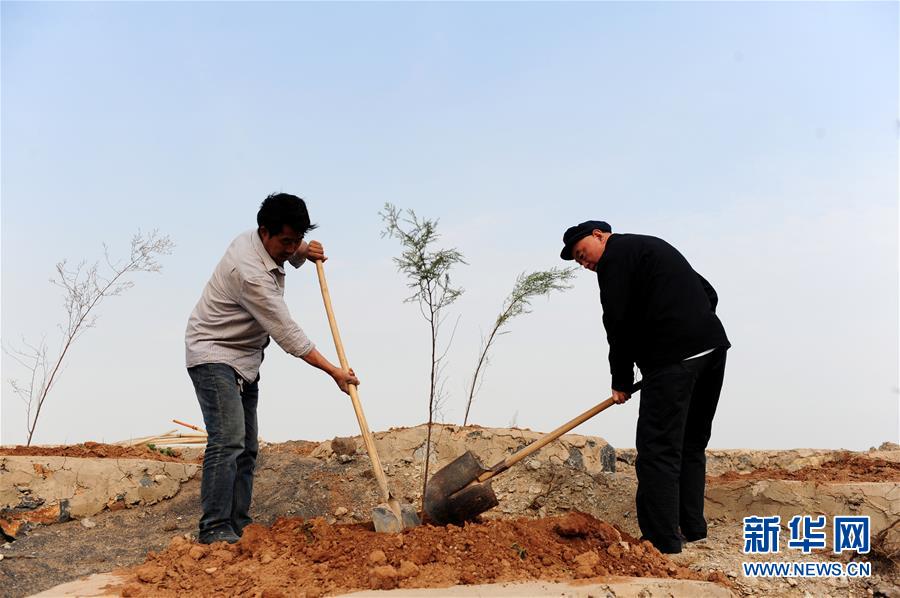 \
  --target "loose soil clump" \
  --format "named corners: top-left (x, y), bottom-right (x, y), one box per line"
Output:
top-left (710, 452), bottom-right (900, 483)
top-left (0, 442), bottom-right (198, 463)
top-left (261, 440), bottom-right (319, 458)
top-left (117, 512), bottom-right (725, 597)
